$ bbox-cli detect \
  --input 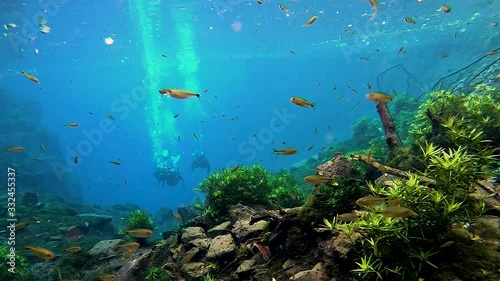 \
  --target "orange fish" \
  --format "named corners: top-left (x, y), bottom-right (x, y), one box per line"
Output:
top-left (173, 212), bottom-right (183, 223)
top-left (303, 16), bottom-right (318, 27)
top-left (15, 221), bottom-right (27, 231)
top-left (110, 160), bottom-right (121, 165)
top-left (63, 246), bottom-right (81, 253)
top-left (159, 89), bottom-right (200, 99)
top-left (116, 242), bottom-right (140, 252)
top-left (64, 123), bottom-right (79, 128)
top-left (125, 229), bottom-right (153, 238)
top-left (486, 50), bottom-right (499, 56)
top-left (366, 92), bottom-right (393, 104)
top-left (442, 5), bottom-right (451, 13)
top-left (99, 274), bottom-right (117, 281)
top-left (273, 148), bottom-right (298, 155)
top-left (5, 146), bottom-right (25, 152)
top-left (368, 0), bottom-right (378, 20)
top-left (404, 17), bottom-right (416, 24)
top-left (290, 97), bottom-right (315, 109)
top-left (21, 71), bottom-right (39, 83)
top-left (25, 246), bottom-right (56, 260)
